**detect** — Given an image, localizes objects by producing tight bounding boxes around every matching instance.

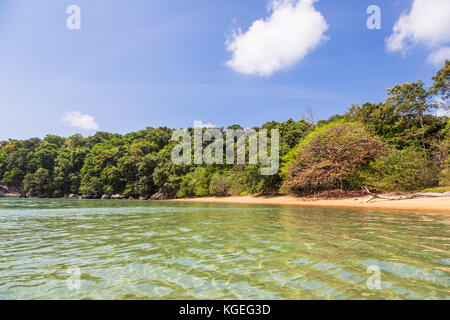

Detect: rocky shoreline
[0,193,169,200]
[0,185,176,201]
[0,184,24,198]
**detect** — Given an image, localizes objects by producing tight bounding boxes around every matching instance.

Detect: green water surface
[0,199,449,299]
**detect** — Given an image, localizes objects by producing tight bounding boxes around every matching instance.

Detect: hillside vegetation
[1,61,449,199]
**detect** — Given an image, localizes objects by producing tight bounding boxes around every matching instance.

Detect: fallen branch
[361,187,450,203]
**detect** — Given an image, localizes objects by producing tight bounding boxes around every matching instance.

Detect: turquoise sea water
[0,199,448,300]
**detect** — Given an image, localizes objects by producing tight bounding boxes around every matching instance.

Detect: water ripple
[0,199,449,300]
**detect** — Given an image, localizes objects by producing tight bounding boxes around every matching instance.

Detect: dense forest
[1,61,449,199]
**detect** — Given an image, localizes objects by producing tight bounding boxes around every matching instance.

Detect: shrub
[225,170,247,195]
[177,167,211,198]
[438,119,450,187]
[242,165,281,194]
[209,172,230,196]
[363,147,439,192]
[438,168,450,187]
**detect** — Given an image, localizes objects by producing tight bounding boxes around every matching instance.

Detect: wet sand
[171,195,450,213]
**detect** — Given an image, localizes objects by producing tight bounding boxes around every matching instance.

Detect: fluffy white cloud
[61,111,100,131]
[436,108,450,117]
[427,47,450,67]
[226,0,328,76]
[194,121,216,128]
[386,0,450,61]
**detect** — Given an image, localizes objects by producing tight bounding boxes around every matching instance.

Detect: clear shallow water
[0,199,449,300]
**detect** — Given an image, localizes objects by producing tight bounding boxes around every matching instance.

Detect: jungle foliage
[1,61,449,197]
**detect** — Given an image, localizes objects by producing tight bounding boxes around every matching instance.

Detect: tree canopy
[0,61,449,198]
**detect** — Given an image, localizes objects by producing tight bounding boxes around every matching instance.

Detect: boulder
[0,185,8,194]
[150,188,177,200]
[101,194,111,200]
[0,184,23,195]
[0,193,21,198]
[139,196,149,201]
[111,194,125,200]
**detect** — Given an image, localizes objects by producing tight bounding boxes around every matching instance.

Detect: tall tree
[385,80,434,148]
[282,121,384,193]
[430,59,449,106]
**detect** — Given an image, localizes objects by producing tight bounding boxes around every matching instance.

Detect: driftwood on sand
[361,187,450,203]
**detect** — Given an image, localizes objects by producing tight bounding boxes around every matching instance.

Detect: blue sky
[0,0,448,140]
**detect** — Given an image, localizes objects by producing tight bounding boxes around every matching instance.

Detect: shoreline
[2,193,448,214]
[170,195,450,213]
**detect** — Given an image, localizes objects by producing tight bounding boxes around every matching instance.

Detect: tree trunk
[419,113,426,149]
[362,187,450,203]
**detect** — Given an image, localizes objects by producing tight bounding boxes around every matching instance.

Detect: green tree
[209,172,231,196]
[79,176,103,196]
[430,59,449,104]
[24,168,54,197]
[282,121,384,193]
[363,147,439,192]
[385,80,437,149]
[178,167,212,197]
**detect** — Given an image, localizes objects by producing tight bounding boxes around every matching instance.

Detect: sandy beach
[171,194,450,213]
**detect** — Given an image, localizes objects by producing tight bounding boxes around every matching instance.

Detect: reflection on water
[0,199,449,300]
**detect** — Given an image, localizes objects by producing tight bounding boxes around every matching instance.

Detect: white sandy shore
[171,195,450,213]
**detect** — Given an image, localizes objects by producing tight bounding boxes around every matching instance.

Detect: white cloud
[194,121,216,128]
[61,111,100,131]
[386,0,450,61]
[427,47,450,67]
[225,0,328,76]
[436,108,450,117]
